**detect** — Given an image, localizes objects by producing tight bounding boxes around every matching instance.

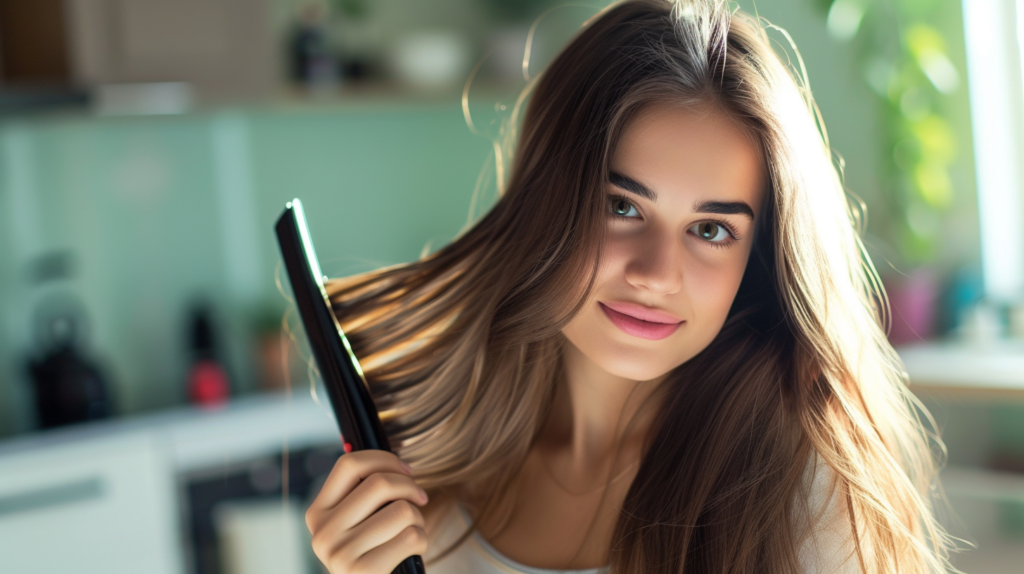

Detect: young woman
[304,0,956,572]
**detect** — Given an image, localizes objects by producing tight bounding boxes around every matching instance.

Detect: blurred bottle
[186,302,231,408]
[333,0,376,83]
[26,295,114,429]
[885,268,939,345]
[287,4,339,92]
[252,304,299,392]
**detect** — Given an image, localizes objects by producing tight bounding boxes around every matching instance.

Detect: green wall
[0,102,494,435]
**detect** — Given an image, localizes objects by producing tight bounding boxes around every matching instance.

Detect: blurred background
[0,0,1022,572]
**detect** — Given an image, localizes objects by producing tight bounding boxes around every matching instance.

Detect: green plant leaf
[895,0,941,19]
[905,24,959,92]
[911,114,956,164]
[913,162,953,208]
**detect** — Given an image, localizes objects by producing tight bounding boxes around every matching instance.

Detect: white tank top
[421,455,857,573]
[423,504,609,574]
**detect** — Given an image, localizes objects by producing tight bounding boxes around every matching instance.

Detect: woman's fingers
[304,449,430,574]
[314,498,427,565]
[338,524,429,574]
[306,450,414,531]
[331,471,429,533]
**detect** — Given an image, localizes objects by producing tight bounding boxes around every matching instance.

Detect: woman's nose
[623,233,684,295]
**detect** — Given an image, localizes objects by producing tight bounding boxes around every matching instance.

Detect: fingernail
[419,488,429,503]
[400,461,413,474]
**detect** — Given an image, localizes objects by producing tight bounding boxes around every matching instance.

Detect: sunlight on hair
[274,259,321,407]
[317,2,962,571]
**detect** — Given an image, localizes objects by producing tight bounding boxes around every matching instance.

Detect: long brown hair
[325,1,955,571]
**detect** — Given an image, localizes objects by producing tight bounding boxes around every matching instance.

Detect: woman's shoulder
[421,456,862,572]
[794,451,861,573]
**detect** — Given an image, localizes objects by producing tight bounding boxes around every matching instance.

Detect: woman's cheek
[686,256,746,328]
[594,239,634,288]
[602,232,637,264]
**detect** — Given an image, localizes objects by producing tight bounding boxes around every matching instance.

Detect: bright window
[962,0,1024,301]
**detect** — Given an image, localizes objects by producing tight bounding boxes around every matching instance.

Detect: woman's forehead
[610,103,766,215]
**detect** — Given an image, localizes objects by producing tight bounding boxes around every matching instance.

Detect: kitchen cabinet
[0,389,338,574]
[65,0,279,101]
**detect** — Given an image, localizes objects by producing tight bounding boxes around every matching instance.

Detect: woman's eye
[690,221,732,243]
[609,196,640,218]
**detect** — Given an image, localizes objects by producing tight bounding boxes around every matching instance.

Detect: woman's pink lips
[599,302,683,341]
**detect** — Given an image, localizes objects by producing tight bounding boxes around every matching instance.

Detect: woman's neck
[536,338,666,483]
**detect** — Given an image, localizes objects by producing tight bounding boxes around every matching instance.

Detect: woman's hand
[305,450,430,574]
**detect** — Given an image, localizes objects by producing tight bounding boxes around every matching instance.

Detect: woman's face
[561,102,766,382]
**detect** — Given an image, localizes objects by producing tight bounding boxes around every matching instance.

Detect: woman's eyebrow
[609,171,657,202]
[693,200,755,220]
[610,171,755,219]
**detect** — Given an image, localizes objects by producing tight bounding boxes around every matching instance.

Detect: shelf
[0,80,528,125]
[898,340,1024,397]
[942,465,1024,504]
[0,389,340,473]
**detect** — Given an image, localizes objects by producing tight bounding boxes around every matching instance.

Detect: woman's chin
[562,327,691,382]
[592,352,679,383]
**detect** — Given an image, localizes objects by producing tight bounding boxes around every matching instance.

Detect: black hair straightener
[275,199,426,574]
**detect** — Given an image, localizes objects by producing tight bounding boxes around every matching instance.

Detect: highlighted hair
[327,1,956,571]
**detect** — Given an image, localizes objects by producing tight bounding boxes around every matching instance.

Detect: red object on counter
[188,360,229,407]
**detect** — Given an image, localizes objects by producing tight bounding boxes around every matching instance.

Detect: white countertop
[898,340,1024,394]
[0,388,340,472]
